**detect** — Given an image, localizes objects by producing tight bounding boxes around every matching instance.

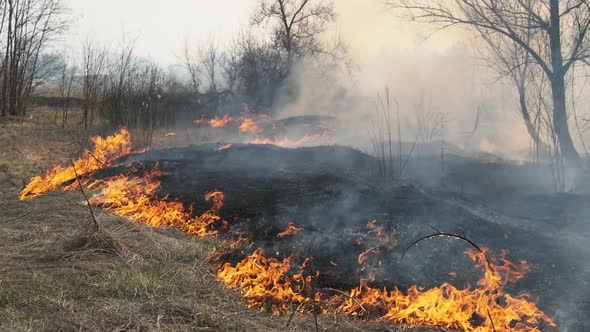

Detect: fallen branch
[402,226,498,330]
[401,226,494,272]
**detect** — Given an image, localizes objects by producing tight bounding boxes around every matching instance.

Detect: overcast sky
[61,0,466,65]
[63,0,255,64]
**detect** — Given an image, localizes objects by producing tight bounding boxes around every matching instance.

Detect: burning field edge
[11,128,557,332]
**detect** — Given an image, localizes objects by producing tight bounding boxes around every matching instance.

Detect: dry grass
[0,109,448,332]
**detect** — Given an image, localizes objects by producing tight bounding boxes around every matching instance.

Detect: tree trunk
[551,73,580,166]
[549,0,581,167]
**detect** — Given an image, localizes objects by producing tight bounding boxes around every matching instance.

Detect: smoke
[266,1,533,160]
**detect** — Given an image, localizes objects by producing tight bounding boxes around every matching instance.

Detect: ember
[217,143,232,151]
[277,221,303,238]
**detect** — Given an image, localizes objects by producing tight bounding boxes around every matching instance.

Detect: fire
[239,116,261,133]
[90,169,227,237]
[217,248,314,313]
[367,220,397,249]
[209,115,233,128]
[357,247,380,269]
[336,248,554,331]
[19,129,555,331]
[19,128,132,200]
[277,221,303,238]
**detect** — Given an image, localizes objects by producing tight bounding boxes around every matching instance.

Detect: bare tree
[0,0,69,117]
[183,39,202,93]
[478,24,548,154]
[81,38,107,129]
[252,0,337,67]
[391,0,590,166]
[57,51,76,127]
[201,41,220,94]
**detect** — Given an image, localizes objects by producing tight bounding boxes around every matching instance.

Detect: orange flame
[367,220,397,249]
[19,128,132,200]
[90,169,226,237]
[209,115,233,128]
[193,116,207,125]
[19,129,555,331]
[217,248,314,312]
[239,116,261,133]
[357,247,380,270]
[277,221,303,238]
[337,248,555,331]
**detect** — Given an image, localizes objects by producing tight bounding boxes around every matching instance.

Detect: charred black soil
[86,143,590,331]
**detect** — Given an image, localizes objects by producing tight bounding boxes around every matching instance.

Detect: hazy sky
[63,0,255,63]
[62,0,466,64]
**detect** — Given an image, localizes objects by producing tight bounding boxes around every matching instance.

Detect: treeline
[0,0,345,131]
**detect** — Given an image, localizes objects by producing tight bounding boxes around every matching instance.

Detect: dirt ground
[0,117,449,331]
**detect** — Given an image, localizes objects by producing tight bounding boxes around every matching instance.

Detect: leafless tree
[476,20,548,155]
[57,51,76,127]
[253,0,335,58]
[391,0,590,167]
[201,41,221,94]
[183,40,202,93]
[0,0,69,117]
[81,38,107,129]
[101,37,135,126]
[217,32,284,110]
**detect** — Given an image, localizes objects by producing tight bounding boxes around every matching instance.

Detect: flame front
[19,128,132,200]
[89,169,226,238]
[334,248,555,331]
[217,248,314,312]
[19,129,556,331]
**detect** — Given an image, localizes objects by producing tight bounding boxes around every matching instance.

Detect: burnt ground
[91,143,590,332]
[2,122,439,332]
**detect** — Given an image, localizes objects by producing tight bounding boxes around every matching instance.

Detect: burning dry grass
[0,191,430,332]
[13,129,555,331]
[0,118,444,332]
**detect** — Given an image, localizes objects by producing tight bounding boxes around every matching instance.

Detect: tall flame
[217,248,314,313]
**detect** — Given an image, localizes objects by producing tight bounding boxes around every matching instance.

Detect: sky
[62,0,466,65]
[63,0,255,64]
